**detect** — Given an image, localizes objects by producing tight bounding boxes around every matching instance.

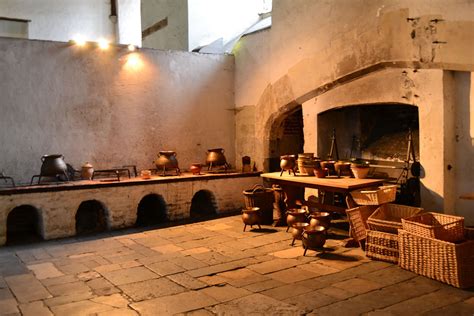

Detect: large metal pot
[286,208,308,231]
[206,148,227,166]
[280,155,296,176]
[302,226,326,255]
[290,222,309,245]
[40,154,67,177]
[155,151,179,170]
[309,211,331,230]
[242,207,261,231]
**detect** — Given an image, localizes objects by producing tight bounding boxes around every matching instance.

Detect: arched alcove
[267,105,304,172]
[6,205,43,245]
[190,190,218,218]
[75,200,109,235]
[136,194,167,227]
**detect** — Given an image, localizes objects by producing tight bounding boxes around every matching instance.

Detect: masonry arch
[136,194,168,226]
[6,205,43,245]
[75,200,109,235]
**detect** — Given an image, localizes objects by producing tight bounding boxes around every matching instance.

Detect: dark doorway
[268,107,304,171]
[190,190,218,218]
[75,200,108,235]
[136,194,167,227]
[6,205,42,245]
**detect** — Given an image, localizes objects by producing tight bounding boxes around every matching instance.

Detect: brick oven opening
[268,106,304,171]
[75,200,109,235]
[136,194,168,227]
[6,205,43,245]
[190,190,218,218]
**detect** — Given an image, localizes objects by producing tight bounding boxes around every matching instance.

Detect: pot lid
[82,162,93,168]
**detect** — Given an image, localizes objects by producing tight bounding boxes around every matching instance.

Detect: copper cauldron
[206,148,227,166]
[280,155,296,176]
[290,222,309,246]
[40,154,68,177]
[155,151,180,175]
[242,207,261,231]
[302,226,326,255]
[309,211,331,230]
[286,208,308,231]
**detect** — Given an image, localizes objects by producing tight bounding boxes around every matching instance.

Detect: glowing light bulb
[98,39,109,50]
[73,35,86,46]
[127,44,136,51]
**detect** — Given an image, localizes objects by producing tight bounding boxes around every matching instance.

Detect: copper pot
[40,154,67,177]
[189,163,202,175]
[320,160,336,175]
[155,151,179,169]
[242,207,261,231]
[286,208,308,231]
[280,155,296,176]
[290,222,309,245]
[302,226,326,254]
[309,211,331,230]
[206,148,227,166]
[334,161,351,176]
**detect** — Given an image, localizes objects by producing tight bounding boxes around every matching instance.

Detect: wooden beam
[142,17,168,39]
[0,16,31,23]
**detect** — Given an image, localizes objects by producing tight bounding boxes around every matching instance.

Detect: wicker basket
[401,212,465,243]
[398,229,474,288]
[346,205,377,242]
[367,203,423,234]
[350,185,397,205]
[243,184,274,225]
[365,230,399,264]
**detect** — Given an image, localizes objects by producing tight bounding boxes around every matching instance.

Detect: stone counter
[0,172,262,246]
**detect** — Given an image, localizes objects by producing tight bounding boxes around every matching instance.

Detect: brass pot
[302,226,326,252]
[242,207,261,231]
[155,151,179,170]
[334,161,351,176]
[309,211,331,230]
[40,154,67,177]
[290,222,309,245]
[286,208,308,230]
[320,160,336,175]
[206,148,227,166]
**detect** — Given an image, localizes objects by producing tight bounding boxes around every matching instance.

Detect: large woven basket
[398,229,474,289]
[401,212,465,243]
[346,205,377,242]
[243,184,274,225]
[367,203,423,234]
[350,185,397,205]
[365,230,399,264]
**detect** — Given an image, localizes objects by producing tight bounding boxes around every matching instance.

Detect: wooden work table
[261,172,385,213]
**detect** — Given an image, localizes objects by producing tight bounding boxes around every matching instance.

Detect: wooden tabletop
[261,172,384,192]
[460,192,474,200]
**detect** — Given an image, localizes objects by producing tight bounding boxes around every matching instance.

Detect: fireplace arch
[6,205,43,245]
[75,200,109,235]
[136,194,167,227]
[190,190,218,218]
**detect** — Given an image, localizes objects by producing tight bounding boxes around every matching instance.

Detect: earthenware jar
[206,148,227,166]
[81,162,94,180]
[190,163,202,175]
[351,163,370,179]
[315,168,327,178]
[155,151,179,170]
[40,154,67,177]
[309,211,331,230]
[302,226,327,250]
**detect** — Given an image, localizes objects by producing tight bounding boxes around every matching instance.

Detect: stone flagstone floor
[0,214,473,315]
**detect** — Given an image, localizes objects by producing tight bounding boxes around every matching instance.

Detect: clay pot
[334,161,351,177]
[280,155,296,175]
[320,160,336,175]
[315,168,328,178]
[190,163,202,175]
[242,207,261,231]
[40,154,67,177]
[286,208,308,230]
[81,162,94,180]
[351,165,370,179]
[206,148,227,166]
[290,222,309,245]
[302,226,327,253]
[155,151,179,170]
[309,211,331,230]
